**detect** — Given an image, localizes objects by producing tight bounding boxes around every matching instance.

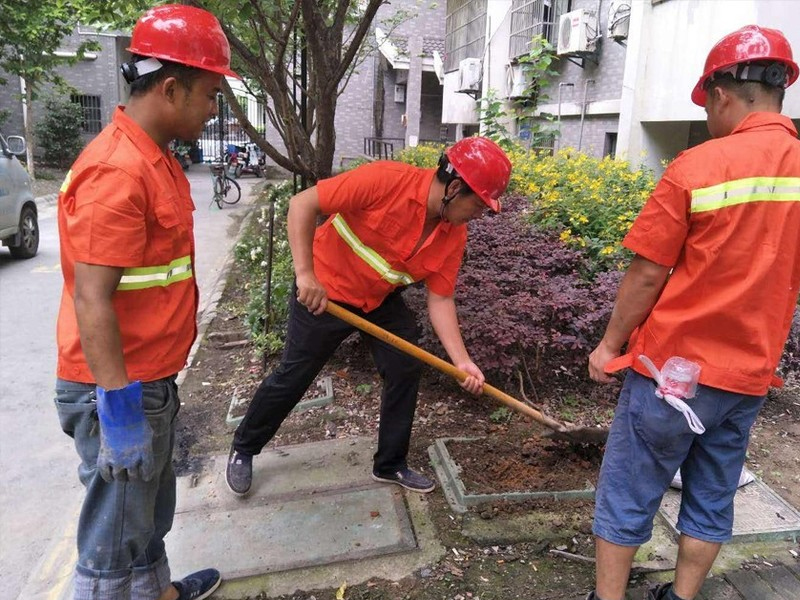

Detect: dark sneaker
[173,568,221,600]
[226,447,252,496]
[646,583,677,600]
[372,467,435,493]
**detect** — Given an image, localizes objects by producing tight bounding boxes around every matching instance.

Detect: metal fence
[364,137,406,160]
[194,93,266,163]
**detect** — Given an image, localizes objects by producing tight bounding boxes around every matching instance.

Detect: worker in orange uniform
[54,5,239,599]
[226,138,512,496]
[586,26,800,600]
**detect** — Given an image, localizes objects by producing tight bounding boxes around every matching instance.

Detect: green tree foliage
[89,0,424,183]
[478,36,560,151]
[35,96,85,169]
[0,0,99,178]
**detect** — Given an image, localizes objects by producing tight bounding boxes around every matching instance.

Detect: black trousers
[233,286,423,474]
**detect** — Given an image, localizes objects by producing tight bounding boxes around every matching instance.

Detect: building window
[445,0,487,73]
[70,94,102,134]
[604,132,618,159]
[509,0,571,59]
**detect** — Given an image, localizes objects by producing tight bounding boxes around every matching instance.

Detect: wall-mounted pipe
[556,82,575,151]
[578,79,595,151]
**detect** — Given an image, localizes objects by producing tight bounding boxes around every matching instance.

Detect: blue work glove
[96,381,155,482]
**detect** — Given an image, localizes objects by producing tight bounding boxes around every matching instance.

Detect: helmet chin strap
[439,177,460,223]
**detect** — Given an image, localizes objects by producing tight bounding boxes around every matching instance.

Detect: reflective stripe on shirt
[330,214,415,286]
[117,255,193,291]
[691,177,800,213]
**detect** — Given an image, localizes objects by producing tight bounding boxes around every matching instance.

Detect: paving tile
[659,473,800,543]
[725,569,784,600]
[764,565,800,599]
[697,576,743,600]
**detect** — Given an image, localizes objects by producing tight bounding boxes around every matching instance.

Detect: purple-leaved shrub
[405,195,621,390]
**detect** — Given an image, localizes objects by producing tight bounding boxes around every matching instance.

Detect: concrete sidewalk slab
[659,473,800,543]
[175,437,378,513]
[168,487,416,579]
[165,437,446,598]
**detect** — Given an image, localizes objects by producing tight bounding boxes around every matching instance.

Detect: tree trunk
[23,79,35,180]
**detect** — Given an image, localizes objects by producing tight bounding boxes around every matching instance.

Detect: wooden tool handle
[325,301,567,433]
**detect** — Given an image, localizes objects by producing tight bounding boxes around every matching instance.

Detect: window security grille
[70,94,102,134]
[444,0,487,73]
[509,0,570,59]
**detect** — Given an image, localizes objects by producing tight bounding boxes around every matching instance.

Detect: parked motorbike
[225,143,265,178]
[170,141,192,170]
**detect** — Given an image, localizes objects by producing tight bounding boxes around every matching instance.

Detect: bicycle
[208,161,241,209]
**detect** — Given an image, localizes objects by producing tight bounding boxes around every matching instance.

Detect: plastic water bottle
[660,356,701,399]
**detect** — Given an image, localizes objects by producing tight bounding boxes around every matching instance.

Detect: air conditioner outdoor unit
[505,63,529,99]
[607,0,631,41]
[557,8,597,55]
[458,57,482,93]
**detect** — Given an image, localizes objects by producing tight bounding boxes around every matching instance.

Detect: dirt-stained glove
[96,381,155,482]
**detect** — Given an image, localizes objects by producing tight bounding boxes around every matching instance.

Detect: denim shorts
[593,370,764,546]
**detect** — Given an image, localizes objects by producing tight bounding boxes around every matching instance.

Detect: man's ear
[160,76,179,103]
[446,178,463,198]
[709,84,732,109]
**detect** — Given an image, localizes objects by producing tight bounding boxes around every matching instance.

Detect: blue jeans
[55,377,180,600]
[593,371,765,546]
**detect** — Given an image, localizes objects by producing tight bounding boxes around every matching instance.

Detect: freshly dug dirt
[446,435,602,495]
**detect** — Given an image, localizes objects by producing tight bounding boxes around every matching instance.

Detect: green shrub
[234,181,295,355]
[35,96,84,169]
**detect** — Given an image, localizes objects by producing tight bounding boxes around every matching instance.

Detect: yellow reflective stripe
[60,170,72,193]
[331,214,415,286]
[691,177,800,213]
[117,256,193,291]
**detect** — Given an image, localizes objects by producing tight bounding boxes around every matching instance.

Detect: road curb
[176,195,259,387]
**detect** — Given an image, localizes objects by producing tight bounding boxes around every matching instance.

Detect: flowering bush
[507,148,656,269]
[397,143,445,168]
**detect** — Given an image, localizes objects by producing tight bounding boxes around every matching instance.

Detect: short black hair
[706,70,785,109]
[435,154,474,196]
[128,55,205,97]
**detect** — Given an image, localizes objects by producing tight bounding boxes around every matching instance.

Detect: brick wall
[0,28,128,151]
[0,68,25,137]
[539,0,627,158]
[334,0,446,166]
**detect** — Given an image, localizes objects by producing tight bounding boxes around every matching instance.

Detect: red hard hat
[445,137,511,212]
[127,4,240,79]
[692,25,797,106]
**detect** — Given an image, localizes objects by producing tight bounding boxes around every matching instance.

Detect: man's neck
[124,98,172,152]
[426,178,445,222]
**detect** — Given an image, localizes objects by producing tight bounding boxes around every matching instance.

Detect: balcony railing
[364,137,406,160]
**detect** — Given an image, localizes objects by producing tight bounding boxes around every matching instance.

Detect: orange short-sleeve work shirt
[57,107,198,384]
[313,161,467,312]
[623,113,800,395]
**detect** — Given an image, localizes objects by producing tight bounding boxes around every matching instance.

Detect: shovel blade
[543,426,609,445]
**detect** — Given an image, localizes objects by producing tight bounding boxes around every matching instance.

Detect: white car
[0,133,38,259]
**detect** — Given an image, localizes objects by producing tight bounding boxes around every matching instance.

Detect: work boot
[372,467,435,493]
[225,447,252,496]
[173,568,221,600]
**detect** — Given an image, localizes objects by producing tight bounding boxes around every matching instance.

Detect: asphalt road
[0,165,261,599]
